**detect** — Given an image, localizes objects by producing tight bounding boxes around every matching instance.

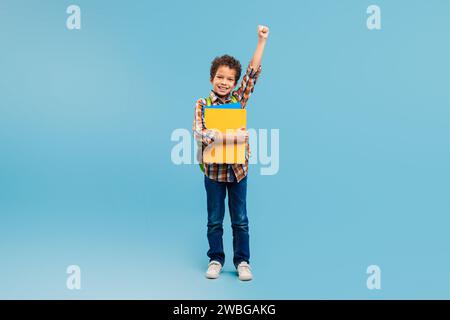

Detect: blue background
[1,0,449,299]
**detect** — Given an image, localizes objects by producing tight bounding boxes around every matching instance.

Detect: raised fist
[258,25,269,40]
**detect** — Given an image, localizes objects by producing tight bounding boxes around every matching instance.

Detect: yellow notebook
[203,103,246,164]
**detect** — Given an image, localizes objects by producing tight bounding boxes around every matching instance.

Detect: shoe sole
[238,276,253,281]
[206,273,220,279]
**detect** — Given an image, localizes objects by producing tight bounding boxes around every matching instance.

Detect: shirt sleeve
[233,63,262,108]
[192,98,217,146]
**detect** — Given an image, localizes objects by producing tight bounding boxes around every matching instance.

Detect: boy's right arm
[192,98,218,146]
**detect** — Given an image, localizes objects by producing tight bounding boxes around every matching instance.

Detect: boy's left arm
[234,25,269,108]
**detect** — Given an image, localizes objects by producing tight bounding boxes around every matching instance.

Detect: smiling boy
[192,25,269,281]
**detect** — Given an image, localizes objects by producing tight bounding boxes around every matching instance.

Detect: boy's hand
[212,128,248,142]
[237,127,249,138]
[258,25,269,40]
[211,129,222,141]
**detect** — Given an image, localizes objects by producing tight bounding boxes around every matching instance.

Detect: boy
[192,25,269,281]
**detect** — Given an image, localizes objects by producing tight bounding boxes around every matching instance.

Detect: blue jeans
[204,173,249,268]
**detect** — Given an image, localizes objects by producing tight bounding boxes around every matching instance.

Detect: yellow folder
[203,105,246,164]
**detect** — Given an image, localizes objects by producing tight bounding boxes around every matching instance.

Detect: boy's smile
[210,65,237,98]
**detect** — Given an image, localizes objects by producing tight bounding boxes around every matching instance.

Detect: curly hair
[210,55,242,83]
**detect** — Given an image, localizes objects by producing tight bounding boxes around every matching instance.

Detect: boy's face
[210,65,237,98]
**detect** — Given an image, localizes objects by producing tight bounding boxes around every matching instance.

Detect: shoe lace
[238,263,251,273]
[209,262,221,271]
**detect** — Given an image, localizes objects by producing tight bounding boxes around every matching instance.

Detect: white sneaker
[205,261,222,279]
[237,261,253,281]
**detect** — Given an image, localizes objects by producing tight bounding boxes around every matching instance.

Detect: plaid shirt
[193,63,262,183]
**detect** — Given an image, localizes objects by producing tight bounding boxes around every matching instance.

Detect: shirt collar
[210,90,233,104]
